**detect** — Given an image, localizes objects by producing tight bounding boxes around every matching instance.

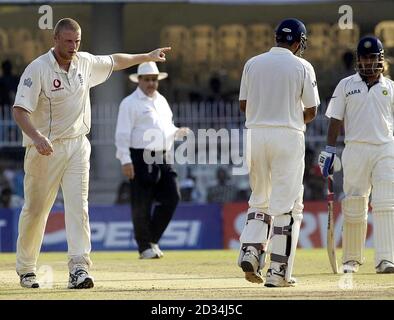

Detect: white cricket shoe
[240,246,264,284]
[68,267,94,289]
[150,243,164,258]
[376,260,394,274]
[343,260,360,273]
[139,248,159,259]
[20,273,39,288]
[264,266,296,288]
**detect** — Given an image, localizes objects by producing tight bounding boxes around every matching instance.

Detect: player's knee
[372,180,394,212]
[342,196,368,222]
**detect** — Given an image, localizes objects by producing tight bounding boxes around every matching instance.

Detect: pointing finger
[159,47,171,53]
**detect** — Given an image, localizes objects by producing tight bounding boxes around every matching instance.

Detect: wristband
[325,145,336,154]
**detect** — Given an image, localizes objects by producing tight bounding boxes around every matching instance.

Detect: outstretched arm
[112,47,171,71]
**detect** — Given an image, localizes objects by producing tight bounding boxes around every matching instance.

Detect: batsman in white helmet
[319,36,394,274]
[238,18,320,287]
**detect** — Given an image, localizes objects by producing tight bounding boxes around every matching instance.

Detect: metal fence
[1,101,341,148]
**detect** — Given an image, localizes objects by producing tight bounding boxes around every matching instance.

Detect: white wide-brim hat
[129,61,168,83]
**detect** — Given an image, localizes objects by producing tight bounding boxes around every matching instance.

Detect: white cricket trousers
[16,135,92,275]
[342,141,394,265]
[246,127,305,216]
[342,141,394,196]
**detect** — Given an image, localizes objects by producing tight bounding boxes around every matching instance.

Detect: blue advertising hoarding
[0,203,223,252]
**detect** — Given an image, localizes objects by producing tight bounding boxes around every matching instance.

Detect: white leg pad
[372,181,394,266]
[238,211,272,268]
[239,212,272,247]
[342,196,368,264]
[270,208,303,282]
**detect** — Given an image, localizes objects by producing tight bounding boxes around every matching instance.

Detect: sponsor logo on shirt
[51,79,64,92]
[312,80,317,87]
[23,78,32,88]
[78,73,84,86]
[383,89,388,96]
[346,89,361,97]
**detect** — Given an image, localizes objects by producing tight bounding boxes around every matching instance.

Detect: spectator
[0,187,24,208]
[0,165,10,191]
[179,169,202,202]
[236,179,251,202]
[207,167,238,203]
[341,51,355,77]
[206,74,223,103]
[179,177,195,202]
[0,60,19,106]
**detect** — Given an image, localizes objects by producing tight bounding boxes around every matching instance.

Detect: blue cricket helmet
[356,36,384,76]
[275,18,307,56]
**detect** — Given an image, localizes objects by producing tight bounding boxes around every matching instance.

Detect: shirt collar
[136,86,157,100]
[48,48,78,73]
[354,72,385,84]
[269,47,294,55]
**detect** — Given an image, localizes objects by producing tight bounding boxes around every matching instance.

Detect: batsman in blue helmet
[320,35,394,274]
[238,18,320,287]
[274,18,308,57]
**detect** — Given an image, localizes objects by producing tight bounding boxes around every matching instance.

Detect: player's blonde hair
[54,18,81,36]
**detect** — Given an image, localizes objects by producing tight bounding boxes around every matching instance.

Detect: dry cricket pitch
[0,249,393,300]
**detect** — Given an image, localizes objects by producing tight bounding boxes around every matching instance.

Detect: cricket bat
[327,175,339,274]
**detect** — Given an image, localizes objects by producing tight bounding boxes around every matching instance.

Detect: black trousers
[129,148,180,253]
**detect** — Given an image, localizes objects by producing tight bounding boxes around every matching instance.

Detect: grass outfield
[0,248,393,300]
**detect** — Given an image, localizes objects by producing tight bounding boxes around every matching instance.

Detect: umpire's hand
[122,163,135,180]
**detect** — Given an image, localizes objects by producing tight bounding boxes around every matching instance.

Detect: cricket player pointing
[238,18,320,287]
[13,18,171,289]
[319,36,394,274]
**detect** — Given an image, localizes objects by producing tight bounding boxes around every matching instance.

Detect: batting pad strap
[247,212,272,224]
[270,253,289,264]
[273,226,292,236]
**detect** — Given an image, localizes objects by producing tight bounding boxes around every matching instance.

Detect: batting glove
[318,146,336,178]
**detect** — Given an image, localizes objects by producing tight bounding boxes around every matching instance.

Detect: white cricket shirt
[326,73,394,144]
[115,87,178,165]
[239,47,320,131]
[13,49,113,146]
